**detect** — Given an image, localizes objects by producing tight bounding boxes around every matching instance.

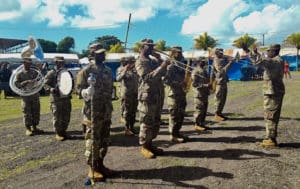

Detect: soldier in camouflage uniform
[211,48,234,121]
[247,44,285,147]
[116,56,139,136]
[117,57,127,124]
[44,56,72,141]
[80,43,103,135]
[192,57,211,131]
[135,38,169,159]
[164,46,187,143]
[14,58,44,136]
[76,44,115,181]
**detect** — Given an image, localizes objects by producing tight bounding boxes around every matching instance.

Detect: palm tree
[108,42,125,53]
[130,41,142,53]
[154,40,168,51]
[232,34,257,52]
[286,32,300,71]
[193,32,217,51]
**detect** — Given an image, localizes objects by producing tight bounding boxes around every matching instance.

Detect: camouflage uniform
[164,55,186,138]
[44,61,72,138]
[76,56,113,168]
[192,61,210,127]
[249,45,285,142]
[14,65,40,130]
[212,49,234,117]
[116,57,139,132]
[135,56,166,146]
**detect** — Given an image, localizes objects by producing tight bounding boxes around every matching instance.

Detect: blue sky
[0,0,299,52]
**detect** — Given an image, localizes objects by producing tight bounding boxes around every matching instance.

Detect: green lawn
[0,82,121,122]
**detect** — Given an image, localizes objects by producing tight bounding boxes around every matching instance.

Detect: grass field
[0,72,299,189]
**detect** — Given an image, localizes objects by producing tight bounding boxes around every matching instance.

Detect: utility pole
[262,33,265,46]
[124,13,132,51]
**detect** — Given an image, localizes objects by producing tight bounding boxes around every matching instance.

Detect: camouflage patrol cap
[53,56,65,63]
[170,46,183,52]
[194,57,207,63]
[89,43,105,54]
[127,56,135,63]
[22,57,32,64]
[215,48,224,53]
[266,44,281,51]
[140,38,154,46]
[120,57,127,64]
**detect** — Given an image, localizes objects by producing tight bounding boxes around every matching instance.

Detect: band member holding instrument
[246,44,285,147]
[116,56,139,136]
[44,56,72,141]
[164,46,188,143]
[211,48,234,121]
[76,43,115,181]
[135,38,170,159]
[14,58,44,136]
[117,57,127,124]
[192,57,211,131]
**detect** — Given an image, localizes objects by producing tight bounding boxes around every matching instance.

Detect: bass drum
[57,69,74,97]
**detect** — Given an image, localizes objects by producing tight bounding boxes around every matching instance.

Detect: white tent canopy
[0,53,79,64]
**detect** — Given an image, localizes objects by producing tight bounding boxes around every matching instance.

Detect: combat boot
[88,166,104,182]
[125,129,135,136]
[195,125,207,132]
[32,126,44,134]
[170,135,185,143]
[214,114,225,121]
[55,134,65,141]
[25,129,33,136]
[141,145,155,159]
[129,124,138,135]
[260,138,277,147]
[151,145,164,155]
[98,160,117,177]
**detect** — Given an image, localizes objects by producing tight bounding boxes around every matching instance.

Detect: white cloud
[0,0,202,28]
[181,0,249,36]
[181,0,300,47]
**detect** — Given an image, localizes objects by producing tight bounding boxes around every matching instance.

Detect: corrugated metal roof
[0,38,27,49]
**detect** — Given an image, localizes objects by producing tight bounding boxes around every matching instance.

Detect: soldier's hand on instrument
[20,80,34,87]
[160,60,170,68]
[152,51,162,60]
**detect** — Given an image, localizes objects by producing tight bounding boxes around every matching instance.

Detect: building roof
[0,38,27,50]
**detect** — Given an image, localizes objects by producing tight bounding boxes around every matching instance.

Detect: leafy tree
[57,36,75,53]
[286,32,300,71]
[108,42,125,53]
[92,35,121,50]
[78,49,89,59]
[131,41,142,53]
[37,39,57,53]
[194,32,217,51]
[232,33,256,51]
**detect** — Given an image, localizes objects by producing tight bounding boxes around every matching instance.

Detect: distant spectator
[0,62,12,99]
[283,60,292,79]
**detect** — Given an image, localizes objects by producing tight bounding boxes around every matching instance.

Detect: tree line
[38,32,300,70]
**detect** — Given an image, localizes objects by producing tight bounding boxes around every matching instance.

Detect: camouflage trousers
[21,96,40,128]
[214,84,227,115]
[263,94,284,139]
[123,95,138,128]
[167,95,186,136]
[194,96,208,126]
[138,100,161,145]
[84,101,112,166]
[50,98,71,136]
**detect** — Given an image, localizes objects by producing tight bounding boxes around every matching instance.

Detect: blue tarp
[281,55,299,71]
[208,58,251,81]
